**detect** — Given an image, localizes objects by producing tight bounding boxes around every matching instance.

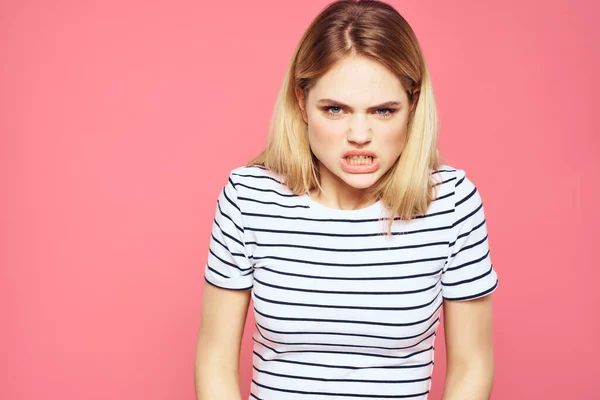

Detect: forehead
[309,56,407,104]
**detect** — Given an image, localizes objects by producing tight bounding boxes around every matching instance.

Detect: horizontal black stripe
[254,338,434,362]
[447,218,485,248]
[255,317,440,341]
[253,348,434,371]
[241,207,453,223]
[246,238,450,253]
[251,254,447,268]
[433,190,453,201]
[232,172,283,184]
[252,364,431,384]
[251,378,430,398]
[442,264,494,287]
[443,279,498,301]
[246,224,451,238]
[446,249,490,272]
[208,248,251,272]
[450,229,488,256]
[253,301,442,328]
[436,176,456,185]
[233,181,298,197]
[253,289,442,311]
[254,276,439,296]
[256,324,437,352]
[255,338,434,361]
[257,265,442,280]
[239,195,310,209]
[206,261,252,277]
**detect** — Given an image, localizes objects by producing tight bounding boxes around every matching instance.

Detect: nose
[346,115,372,144]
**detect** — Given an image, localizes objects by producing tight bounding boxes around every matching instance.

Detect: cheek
[376,125,408,164]
[308,117,345,150]
[381,121,408,148]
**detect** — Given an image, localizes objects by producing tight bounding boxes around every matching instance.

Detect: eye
[375,108,397,118]
[322,105,344,118]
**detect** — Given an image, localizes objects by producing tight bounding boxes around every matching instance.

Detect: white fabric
[205,164,499,400]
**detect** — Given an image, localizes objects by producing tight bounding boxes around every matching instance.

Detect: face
[296,56,416,198]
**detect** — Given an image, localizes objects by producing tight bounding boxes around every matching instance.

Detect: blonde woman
[195,1,499,399]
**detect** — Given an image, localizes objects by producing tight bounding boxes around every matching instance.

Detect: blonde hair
[248,0,444,235]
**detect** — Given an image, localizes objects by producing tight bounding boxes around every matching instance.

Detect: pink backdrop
[2,0,598,399]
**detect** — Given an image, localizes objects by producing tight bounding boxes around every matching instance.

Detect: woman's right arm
[194,282,251,400]
[196,172,254,399]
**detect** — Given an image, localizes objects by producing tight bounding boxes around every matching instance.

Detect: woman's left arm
[441,294,495,400]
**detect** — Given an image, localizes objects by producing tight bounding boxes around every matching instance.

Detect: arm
[194,282,251,400]
[195,172,254,399]
[441,294,495,400]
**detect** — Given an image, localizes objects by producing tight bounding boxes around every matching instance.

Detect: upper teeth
[347,155,373,164]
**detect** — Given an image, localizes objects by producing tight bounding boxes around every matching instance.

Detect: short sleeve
[204,174,254,290]
[441,169,499,301]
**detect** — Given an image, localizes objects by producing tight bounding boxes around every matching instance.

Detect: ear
[295,87,308,124]
[410,89,420,114]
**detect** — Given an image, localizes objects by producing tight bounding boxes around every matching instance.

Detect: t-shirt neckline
[301,193,383,218]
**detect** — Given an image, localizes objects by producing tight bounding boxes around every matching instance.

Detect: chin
[340,173,380,190]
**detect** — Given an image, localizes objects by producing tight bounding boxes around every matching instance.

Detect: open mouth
[345,155,374,165]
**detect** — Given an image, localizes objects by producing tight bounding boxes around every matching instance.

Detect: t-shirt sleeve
[441,169,499,301]
[204,174,254,290]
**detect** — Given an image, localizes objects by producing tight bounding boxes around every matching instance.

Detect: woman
[195,1,499,399]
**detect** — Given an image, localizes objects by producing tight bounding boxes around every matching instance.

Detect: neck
[309,189,378,210]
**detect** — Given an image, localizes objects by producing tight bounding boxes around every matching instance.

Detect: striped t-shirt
[204,164,499,400]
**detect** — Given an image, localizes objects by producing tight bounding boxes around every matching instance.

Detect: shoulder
[222,165,296,205]
[226,165,285,189]
[440,165,489,228]
[431,164,486,221]
[433,164,478,195]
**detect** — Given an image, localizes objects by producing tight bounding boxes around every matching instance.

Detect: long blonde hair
[248,0,444,235]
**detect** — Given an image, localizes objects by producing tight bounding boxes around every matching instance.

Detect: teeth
[346,155,373,165]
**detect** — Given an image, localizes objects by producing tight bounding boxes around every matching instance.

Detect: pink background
[2,0,598,399]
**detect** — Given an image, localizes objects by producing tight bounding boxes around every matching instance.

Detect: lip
[340,150,380,174]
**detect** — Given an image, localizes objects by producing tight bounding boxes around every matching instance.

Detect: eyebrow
[316,99,402,110]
